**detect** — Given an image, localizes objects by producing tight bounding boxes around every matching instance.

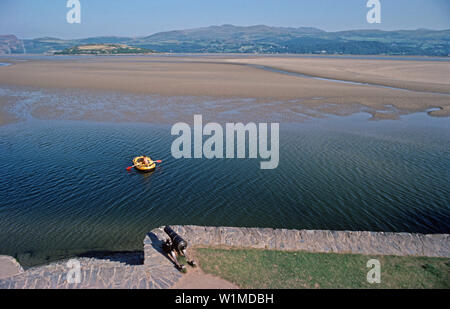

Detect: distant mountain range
[1,25,449,56]
[0,35,26,54]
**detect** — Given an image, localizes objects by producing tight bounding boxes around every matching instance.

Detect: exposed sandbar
[0,56,448,125]
[227,57,450,94]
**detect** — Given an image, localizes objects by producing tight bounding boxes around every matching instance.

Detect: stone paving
[0,255,24,279]
[1,226,449,289]
[151,226,449,258]
[0,231,183,289]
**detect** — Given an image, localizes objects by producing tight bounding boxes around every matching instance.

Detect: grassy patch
[193,247,450,289]
[176,255,188,273]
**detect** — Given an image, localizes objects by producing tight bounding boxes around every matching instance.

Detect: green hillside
[2,25,448,56]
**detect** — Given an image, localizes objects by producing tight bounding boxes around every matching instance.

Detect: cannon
[162,226,196,271]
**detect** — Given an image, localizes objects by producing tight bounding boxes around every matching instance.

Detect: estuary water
[0,111,449,267]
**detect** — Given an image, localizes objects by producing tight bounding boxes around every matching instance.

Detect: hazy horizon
[1,0,449,39]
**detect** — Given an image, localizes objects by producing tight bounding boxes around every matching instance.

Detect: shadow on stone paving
[146,232,178,268]
[77,250,144,266]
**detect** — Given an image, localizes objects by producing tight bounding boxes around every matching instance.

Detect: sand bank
[227,57,450,94]
[0,56,448,126]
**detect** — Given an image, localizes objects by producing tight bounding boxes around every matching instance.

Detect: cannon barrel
[164,226,188,252]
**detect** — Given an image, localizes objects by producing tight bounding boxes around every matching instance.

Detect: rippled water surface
[1,112,449,267]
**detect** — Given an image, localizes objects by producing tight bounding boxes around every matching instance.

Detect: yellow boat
[132,156,156,172]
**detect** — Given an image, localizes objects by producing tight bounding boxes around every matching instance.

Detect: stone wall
[144,226,450,263]
[1,226,448,288]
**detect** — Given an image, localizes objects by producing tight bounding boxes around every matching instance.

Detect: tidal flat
[0,55,449,126]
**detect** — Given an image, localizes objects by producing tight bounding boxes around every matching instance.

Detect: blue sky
[1,0,449,39]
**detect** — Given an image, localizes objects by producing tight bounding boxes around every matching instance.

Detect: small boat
[132,156,156,172]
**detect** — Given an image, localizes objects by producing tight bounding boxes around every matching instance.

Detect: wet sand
[0,55,448,125]
[0,96,17,126]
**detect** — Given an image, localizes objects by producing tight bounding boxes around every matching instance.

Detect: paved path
[0,232,183,289]
[0,256,23,279]
[171,268,239,289]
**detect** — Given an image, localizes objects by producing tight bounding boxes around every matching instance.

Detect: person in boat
[142,155,151,166]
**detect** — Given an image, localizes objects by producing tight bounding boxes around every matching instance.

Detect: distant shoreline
[2,26,449,56]
[53,43,156,56]
[1,53,449,61]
